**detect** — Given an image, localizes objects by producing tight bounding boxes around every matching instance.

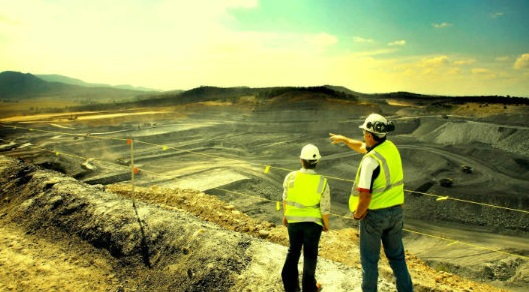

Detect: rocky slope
[0,155,508,291]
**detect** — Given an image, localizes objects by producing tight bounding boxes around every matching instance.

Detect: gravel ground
[1,97,528,291]
[0,155,511,291]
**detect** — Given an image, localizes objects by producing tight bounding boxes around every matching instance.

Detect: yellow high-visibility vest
[285,171,327,226]
[349,140,404,212]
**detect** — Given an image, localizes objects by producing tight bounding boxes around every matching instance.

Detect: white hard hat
[300,144,321,161]
[359,113,391,135]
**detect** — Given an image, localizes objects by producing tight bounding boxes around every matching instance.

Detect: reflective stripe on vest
[349,140,404,211]
[370,151,404,194]
[285,171,326,225]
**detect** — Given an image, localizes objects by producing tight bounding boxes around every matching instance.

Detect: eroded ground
[0,155,513,291]
[1,100,529,291]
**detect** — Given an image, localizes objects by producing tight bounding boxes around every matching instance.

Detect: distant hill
[376,91,529,105]
[2,71,527,109]
[0,71,61,99]
[115,85,361,109]
[36,74,107,88]
[62,82,529,114]
[0,71,154,102]
[37,74,158,92]
[322,85,365,97]
[134,85,529,108]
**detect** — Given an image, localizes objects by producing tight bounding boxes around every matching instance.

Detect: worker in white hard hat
[329,114,413,292]
[281,144,330,292]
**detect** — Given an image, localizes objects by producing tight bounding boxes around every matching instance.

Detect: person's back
[359,139,404,210]
[281,144,330,292]
[284,171,326,225]
[330,114,413,291]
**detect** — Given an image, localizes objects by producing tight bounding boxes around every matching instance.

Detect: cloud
[388,40,406,46]
[514,53,529,70]
[453,58,476,66]
[432,22,452,28]
[491,12,504,19]
[306,32,339,47]
[230,0,259,8]
[447,67,462,75]
[353,36,374,43]
[350,48,396,58]
[471,68,498,80]
[471,68,493,75]
[0,14,15,25]
[3,0,527,97]
[419,55,450,67]
[495,56,511,62]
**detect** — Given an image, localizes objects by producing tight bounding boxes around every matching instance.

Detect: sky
[1,0,529,97]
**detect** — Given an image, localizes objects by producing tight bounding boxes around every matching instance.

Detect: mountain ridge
[0,71,155,101]
[1,71,528,106]
[37,74,158,92]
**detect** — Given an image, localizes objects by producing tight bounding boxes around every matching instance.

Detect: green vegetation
[1,71,527,115]
[382,91,529,105]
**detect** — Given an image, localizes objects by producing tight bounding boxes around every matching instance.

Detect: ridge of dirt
[2,100,529,291]
[0,155,510,292]
[0,222,119,291]
[106,184,504,292]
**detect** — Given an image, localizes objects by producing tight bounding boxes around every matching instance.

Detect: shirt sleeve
[357,156,379,193]
[282,171,295,201]
[319,182,331,215]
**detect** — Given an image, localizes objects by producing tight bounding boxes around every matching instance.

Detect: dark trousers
[281,222,323,292]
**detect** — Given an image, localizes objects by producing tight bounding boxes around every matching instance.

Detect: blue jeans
[359,206,413,292]
[282,222,322,292]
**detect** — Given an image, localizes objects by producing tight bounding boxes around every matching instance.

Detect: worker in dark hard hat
[281,144,331,292]
[329,114,413,292]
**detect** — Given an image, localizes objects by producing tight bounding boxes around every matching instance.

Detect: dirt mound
[0,155,509,291]
[0,157,252,291]
[417,118,529,157]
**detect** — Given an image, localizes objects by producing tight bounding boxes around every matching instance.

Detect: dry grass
[0,99,81,119]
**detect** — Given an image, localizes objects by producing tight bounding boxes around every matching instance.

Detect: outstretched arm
[329,133,367,154]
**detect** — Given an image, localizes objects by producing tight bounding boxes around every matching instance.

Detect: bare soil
[1,97,528,291]
[0,155,508,292]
